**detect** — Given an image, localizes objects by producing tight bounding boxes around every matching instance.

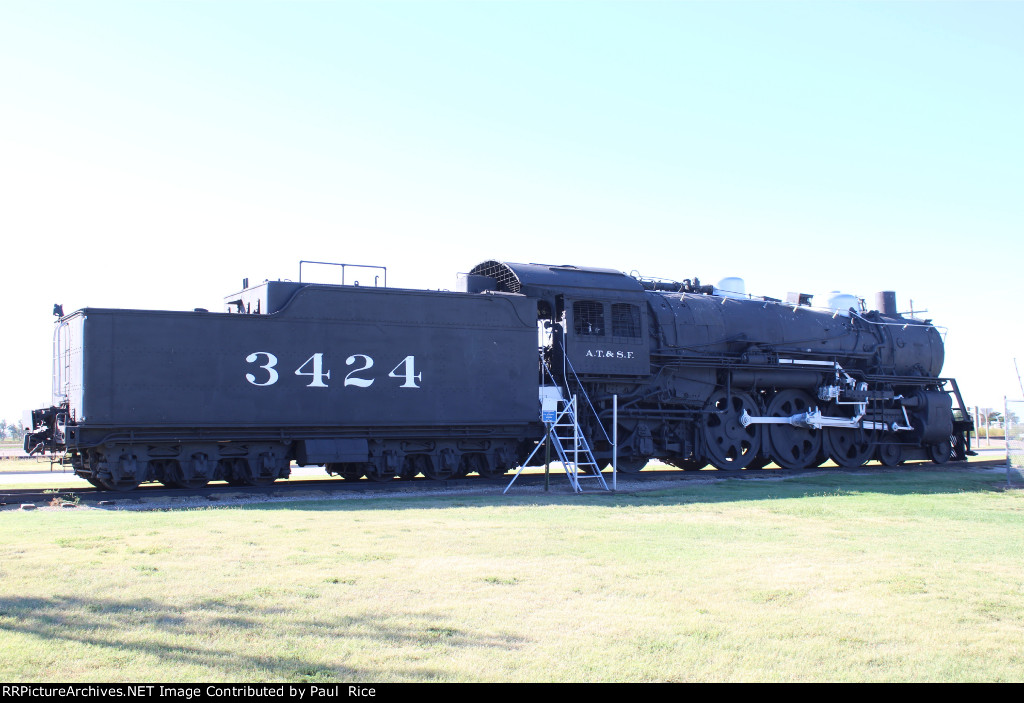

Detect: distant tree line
[0,420,26,442]
[978,409,1020,428]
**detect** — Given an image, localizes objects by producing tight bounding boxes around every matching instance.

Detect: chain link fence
[1006,399,1024,487]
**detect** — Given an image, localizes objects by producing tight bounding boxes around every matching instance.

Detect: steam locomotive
[25,260,973,490]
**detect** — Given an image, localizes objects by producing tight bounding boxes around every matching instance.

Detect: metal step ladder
[505,391,610,494]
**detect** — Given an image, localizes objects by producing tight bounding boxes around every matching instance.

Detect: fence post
[1008,397,1023,488]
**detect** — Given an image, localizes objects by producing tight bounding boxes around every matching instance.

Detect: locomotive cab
[466,260,652,381]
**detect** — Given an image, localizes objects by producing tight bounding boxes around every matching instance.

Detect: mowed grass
[1,470,1022,682]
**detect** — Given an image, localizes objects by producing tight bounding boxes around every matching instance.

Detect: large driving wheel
[701,390,761,470]
[766,390,822,470]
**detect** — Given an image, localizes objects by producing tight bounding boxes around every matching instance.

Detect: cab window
[573,301,605,336]
[611,303,641,338]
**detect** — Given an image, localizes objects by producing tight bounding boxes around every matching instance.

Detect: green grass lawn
[1,469,1022,682]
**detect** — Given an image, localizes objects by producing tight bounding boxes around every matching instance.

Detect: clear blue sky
[2,1,1022,423]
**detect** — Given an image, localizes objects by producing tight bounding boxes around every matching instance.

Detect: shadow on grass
[249,466,1013,513]
[0,594,521,682]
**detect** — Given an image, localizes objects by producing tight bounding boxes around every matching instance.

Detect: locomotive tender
[25,260,973,490]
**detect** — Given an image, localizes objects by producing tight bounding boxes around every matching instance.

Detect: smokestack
[875,291,897,316]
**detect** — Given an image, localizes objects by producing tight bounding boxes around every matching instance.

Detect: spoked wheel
[928,437,953,465]
[766,389,822,470]
[876,440,904,467]
[701,390,761,470]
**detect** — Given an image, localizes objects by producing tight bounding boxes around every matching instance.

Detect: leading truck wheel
[701,390,761,470]
[823,428,874,468]
[876,441,904,467]
[929,437,953,465]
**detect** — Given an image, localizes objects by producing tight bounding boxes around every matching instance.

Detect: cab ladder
[505,393,609,494]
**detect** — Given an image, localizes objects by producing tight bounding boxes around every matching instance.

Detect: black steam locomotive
[25,260,973,490]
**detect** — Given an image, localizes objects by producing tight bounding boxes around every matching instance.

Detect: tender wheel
[98,476,141,491]
[365,461,398,482]
[326,462,366,480]
[160,459,210,489]
[766,389,822,470]
[476,464,508,478]
[223,458,275,486]
[701,390,761,470]
[465,453,505,479]
[876,441,904,467]
[615,456,648,473]
[421,454,459,481]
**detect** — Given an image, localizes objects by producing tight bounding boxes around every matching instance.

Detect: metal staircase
[504,388,610,494]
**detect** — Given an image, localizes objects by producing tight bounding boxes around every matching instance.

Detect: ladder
[505,392,610,494]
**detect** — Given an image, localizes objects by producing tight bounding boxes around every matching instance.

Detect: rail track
[1,458,1007,510]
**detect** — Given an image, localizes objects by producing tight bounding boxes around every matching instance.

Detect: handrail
[548,342,612,444]
[298,260,387,287]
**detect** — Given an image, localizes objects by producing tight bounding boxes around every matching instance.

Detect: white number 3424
[245,352,421,389]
